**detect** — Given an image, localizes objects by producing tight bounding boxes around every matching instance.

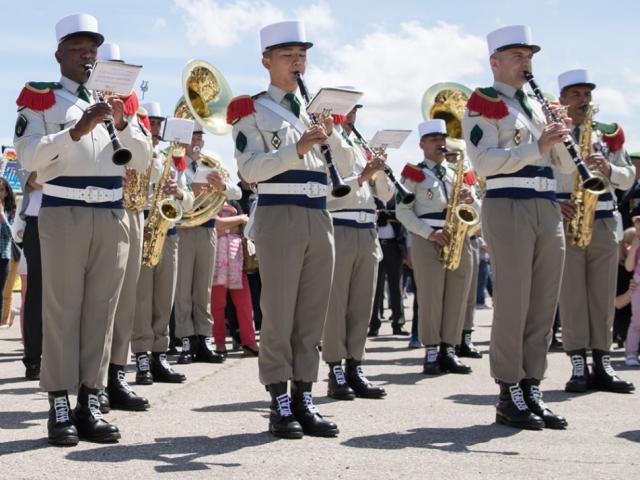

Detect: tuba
[175,59,233,228]
[567,104,610,248]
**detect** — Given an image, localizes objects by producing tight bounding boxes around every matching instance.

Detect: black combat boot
[291,381,339,437]
[151,352,186,383]
[520,378,568,429]
[327,362,355,400]
[73,385,121,443]
[47,391,79,446]
[495,381,544,430]
[591,349,635,393]
[107,364,150,411]
[345,359,386,399]
[177,336,197,364]
[194,335,225,363]
[439,343,472,374]
[565,349,589,393]
[135,352,153,385]
[267,382,303,439]
[423,346,441,375]
[457,330,482,358]
[97,388,110,414]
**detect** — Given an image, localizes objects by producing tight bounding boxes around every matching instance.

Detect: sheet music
[193,166,217,184]
[307,87,363,116]
[369,129,412,149]
[85,60,142,95]
[162,118,195,144]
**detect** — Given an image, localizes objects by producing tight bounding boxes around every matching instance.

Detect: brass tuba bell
[175,59,234,228]
[422,82,472,151]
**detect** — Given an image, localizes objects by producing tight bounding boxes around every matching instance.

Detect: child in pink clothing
[623,218,640,366]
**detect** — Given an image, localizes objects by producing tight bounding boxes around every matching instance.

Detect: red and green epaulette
[401,163,426,183]
[463,169,476,186]
[466,87,508,120]
[121,90,140,117]
[594,121,625,152]
[137,105,151,132]
[332,114,347,125]
[226,95,256,125]
[16,81,62,111]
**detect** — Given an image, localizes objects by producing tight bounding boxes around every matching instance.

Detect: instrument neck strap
[254,97,307,135]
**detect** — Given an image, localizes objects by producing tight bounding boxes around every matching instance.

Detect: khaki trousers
[109,209,143,365]
[411,233,473,346]
[175,227,215,338]
[464,236,480,331]
[482,198,565,383]
[132,233,179,353]
[39,207,129,392]
[322,226,380,363]
[559,217,617,352]
[254,205,334,385]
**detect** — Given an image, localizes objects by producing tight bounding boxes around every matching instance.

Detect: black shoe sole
[301,428,339,437]
[77,432,122,443]
[269,427,304,439]
[543,420,568,429]
[591,385,635,394]
[152,376,186,384]
[353,392,387,399]
[48,434,79,446]
[327,391,356,401]
[135,378,154,386]
[109,402,150,412]
[422,368,442,375]
[565,384,588,393]
[495,413,544,430]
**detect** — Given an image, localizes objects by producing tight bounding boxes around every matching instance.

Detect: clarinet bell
[112,145,132,166]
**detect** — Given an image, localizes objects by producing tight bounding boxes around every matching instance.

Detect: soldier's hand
[549,102,572,128]
[296,125,328,157]
[70,103,113,140]
[162,178,182,199]
[428,229,450,247]
[318,114,334,137]
[106,97,126,130]
[585,154,611,178]
[359,158,386,184]
[206,171,226,191]
[538,122,570,155]
[559,200,577,221]
[457,188,473,204]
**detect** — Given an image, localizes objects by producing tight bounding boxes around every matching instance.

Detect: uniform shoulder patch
[469,124,483,147]
[14,114,28,138]
[235,131,248,153]
[16,81,61,111]
[597,122,625,152]
[466,87,508,120]
[400,164,426,183]
[227,95,256,125]
[121,90,140,117]
[332,114,347,125]
[463,170,476,186]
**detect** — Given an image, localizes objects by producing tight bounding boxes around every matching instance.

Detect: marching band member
[462,25,572,430]
[14,14,151,445]
[230,20,355,438]
[131,101,194,385]
[96,42,152,413]
[175,129,241,364]
[554,69,635,394]
[396,120,477,377]
[322,106,393,401]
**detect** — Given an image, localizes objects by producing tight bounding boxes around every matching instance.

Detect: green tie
[515,89,533,119]
[284,93,301,118]
[573,126,581,142]
[434,164,446,180]
[77,84,91,103]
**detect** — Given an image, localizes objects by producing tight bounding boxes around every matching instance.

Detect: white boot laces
[117,370,134,393]
[137,354,150,372]
[275,393,292,417]
[332,365,347,385]
[571,355,585,377]
[509,385,528,411]
[54,397,70,423]
[87,393,104,420]
[302,391,319,415]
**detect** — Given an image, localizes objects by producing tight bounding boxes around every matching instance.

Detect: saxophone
[440,155,480,271]
[567,105,610,248]
[141,145,184,268]
[122,166,151,211]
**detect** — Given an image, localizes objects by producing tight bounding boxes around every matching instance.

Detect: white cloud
[153,17,168,30]
[593,87,633,118]
[174,0,335,49]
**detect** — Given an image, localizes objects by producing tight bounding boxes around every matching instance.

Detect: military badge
[271,131,281,149]
[513,129,521,145]
[426,189,433,200]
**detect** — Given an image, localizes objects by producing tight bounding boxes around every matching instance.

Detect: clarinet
[295,74,351,198]
[348,124,415,204]
[523,71,605,192]
[83,65,132,166]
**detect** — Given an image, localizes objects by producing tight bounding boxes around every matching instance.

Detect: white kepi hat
[418,119,448,138]
[259,20,313,53]
[98,42,122,62]
[558,69,596,93]
[142,101,164,119]
[486,25,540,56]
[55,13,104,46]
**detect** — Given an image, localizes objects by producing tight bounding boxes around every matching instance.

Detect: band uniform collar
[60,75,83,96]
[493,80,517,99]
[424,158,442,170]
[267,83,303,107]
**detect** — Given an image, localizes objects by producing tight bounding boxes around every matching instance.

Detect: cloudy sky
[2,0,639,175]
